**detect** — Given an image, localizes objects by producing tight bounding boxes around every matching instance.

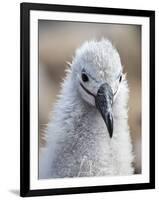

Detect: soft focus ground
[39,21,141,174]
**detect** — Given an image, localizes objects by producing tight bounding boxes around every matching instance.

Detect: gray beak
[95,83,114,138]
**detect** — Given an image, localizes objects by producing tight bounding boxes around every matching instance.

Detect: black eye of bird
[82,73,89,82]
[119,75,122,82]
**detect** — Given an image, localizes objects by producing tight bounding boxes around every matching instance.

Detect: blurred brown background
[39,20,141,174]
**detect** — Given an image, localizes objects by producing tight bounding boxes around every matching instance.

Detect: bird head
[71,39,123,138]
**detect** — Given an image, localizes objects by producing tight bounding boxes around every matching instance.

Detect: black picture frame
[20,2,155,197]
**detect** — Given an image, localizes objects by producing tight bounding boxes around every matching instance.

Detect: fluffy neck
[41,74,133,178]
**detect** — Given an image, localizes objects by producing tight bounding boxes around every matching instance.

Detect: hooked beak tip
[105,112,113,138]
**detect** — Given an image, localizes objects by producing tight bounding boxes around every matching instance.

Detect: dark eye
[119,75,122,82]
[82,73,89,82]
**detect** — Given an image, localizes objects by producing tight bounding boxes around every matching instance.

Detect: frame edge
[20,2,30,197]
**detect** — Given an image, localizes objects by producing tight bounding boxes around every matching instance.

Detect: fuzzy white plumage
[39,39,134,179]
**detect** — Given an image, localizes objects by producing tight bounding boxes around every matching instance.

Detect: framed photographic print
[20,2,155,197]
